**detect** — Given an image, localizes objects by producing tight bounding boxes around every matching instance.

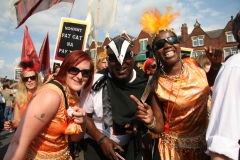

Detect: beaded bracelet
[145,117,156,129]
[98,135,107,145]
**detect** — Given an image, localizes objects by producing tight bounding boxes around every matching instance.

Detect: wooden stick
[94,0,100,72]
[69,0,75,18]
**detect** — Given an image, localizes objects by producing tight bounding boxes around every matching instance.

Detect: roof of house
[205,29,223,38]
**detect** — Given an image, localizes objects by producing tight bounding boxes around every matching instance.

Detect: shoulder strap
[48,80,68,109]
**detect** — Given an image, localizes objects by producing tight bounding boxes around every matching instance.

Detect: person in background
[195,54,213,117]
[53,65,61,77]
[4,50,94,159]
[134,7,222,160]
[43,65,61,84]
[2,83,15,132]
[96,50,108,72]
[195,54,212,73]
[43,74,54,84]
[0,90,5,132]
[206,11,240,160]
[80,37,150,160]
[4,58,42,131]
[142,58,157,76]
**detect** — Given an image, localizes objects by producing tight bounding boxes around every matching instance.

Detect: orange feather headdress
[139,7,180,43]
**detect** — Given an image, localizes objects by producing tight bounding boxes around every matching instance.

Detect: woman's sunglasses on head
[106,51,134,63]
[154,36,180,51]
[68,66,92,78]
[22,75,37,82]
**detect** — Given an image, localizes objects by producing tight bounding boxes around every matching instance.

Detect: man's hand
[100,137,124,160]
[130,95,154,125]
[204,46,222,66]
[125,123,138,136]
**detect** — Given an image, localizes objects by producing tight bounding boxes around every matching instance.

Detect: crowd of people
[0,7,239,160]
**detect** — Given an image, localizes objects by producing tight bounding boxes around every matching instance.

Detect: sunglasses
[107,51,134,63]
[154,36,180,51]
[68,66,92,78]
[150,64,157,69]
[22,75,37,82]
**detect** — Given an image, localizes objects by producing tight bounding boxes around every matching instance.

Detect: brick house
[86,15,238,66]
[180,16,238,60]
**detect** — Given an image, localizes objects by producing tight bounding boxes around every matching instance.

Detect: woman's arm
[11,102,21,128]
[147,92,164,134]
[3,88,61,160]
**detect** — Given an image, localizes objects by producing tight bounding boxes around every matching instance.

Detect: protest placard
[53,18,89,63]
[14,68,22,81]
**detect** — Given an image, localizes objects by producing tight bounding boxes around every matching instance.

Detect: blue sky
[0,0,239,79]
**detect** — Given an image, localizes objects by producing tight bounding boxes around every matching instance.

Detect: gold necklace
[161,60,185,81]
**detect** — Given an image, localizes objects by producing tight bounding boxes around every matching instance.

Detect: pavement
[0,130,14,160]
[0,130,84,160]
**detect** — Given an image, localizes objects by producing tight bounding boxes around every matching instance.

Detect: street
[0,130,13,160]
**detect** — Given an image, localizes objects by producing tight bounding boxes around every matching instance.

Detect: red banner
[15,0,74,28]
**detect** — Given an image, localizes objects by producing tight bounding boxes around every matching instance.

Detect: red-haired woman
[4,50,94,160]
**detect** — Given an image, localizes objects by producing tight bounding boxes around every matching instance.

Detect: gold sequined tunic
[155,58,210,160]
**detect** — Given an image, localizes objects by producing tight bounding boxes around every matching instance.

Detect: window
[226,32,236,43]
[192,37,198,47]
[192,50,205,58]
[224,48,231,58]
[192,35,204,47]
[90,49,96,60]
[191,52,196,59]
[198,36,204,46]
[223,47,238,58]
[139,39,148,51]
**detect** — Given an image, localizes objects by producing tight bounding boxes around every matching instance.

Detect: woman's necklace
[164,79,182,134]
[63,86,79,108]
[161,60,185,81]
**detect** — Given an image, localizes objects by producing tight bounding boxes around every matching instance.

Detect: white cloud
[0,40,22,51]
[0,26,8,34]
[210,11,221,17]
[192,2,203,9]
[0,59,4,68]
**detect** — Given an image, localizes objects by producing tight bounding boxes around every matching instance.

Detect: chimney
[181,23,188,43]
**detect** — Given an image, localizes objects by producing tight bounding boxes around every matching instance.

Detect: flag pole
[69,0,75,18]
[94,0,100,72]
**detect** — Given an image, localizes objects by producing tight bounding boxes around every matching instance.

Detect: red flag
[21,25,39,62]
[14,0,75,28]
[39,33,50,74]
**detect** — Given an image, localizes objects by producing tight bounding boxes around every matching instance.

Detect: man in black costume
[80,37,149,160]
